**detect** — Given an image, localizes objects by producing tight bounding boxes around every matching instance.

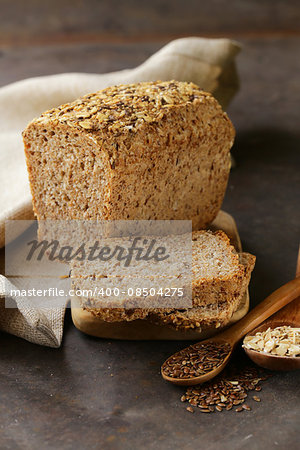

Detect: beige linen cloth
[0,37,240,347]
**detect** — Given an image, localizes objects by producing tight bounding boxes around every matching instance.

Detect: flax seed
[242,404,251,411]
[181,364,269,415]
[162,342,231,379]
[186,406,194,413]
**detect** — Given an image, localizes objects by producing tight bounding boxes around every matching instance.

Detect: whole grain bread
[73,230,255,330]
[148,252,255,331]
[23,80,235,228]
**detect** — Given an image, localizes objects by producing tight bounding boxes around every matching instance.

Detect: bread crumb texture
[75,230,255,330]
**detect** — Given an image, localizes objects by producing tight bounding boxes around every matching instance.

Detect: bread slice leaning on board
[71,231,255,331]
[148,252,255,331]
[23,80,235,229]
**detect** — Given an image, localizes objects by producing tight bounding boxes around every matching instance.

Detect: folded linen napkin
[0,37,240,347]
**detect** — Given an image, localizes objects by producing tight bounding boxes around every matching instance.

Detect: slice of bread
[191,231,256,307]
[148,253,255,331]
[74,230,255,329]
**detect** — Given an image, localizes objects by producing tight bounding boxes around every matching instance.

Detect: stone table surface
[0,1,299,449]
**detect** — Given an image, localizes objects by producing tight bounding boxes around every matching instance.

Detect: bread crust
[82,305,149,322]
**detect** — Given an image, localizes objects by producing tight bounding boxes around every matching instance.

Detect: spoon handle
[220,277,300,344]
[246,245,300,327]
[265,295,300,324]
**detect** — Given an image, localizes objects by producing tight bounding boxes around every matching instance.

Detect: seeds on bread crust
[33,80,216,135]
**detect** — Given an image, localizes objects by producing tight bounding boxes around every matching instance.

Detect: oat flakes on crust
[31,80,216,135]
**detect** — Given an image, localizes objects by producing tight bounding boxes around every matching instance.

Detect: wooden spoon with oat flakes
[243,247,300,371]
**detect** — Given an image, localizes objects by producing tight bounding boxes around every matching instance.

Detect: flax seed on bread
[23,80,235,228]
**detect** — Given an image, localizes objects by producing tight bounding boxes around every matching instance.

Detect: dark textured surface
[1,321,300,450]
[1,1,300,449]
[0,42,158,87]
[1,0,299,44]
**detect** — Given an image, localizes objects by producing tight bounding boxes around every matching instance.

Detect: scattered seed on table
[242,404,251,411]
[253,396,261,402]
[233,399,244,405]
[186,406,194,413]
[180,365,269,415]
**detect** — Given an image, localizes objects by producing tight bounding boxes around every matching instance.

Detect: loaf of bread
[72,230,255,331]
[23,80,235,227]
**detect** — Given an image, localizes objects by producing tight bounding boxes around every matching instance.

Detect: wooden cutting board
[71,210,249,340]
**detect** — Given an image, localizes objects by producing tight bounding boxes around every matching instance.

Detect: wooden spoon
[161,276,300,386]
[244,248,300,371]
